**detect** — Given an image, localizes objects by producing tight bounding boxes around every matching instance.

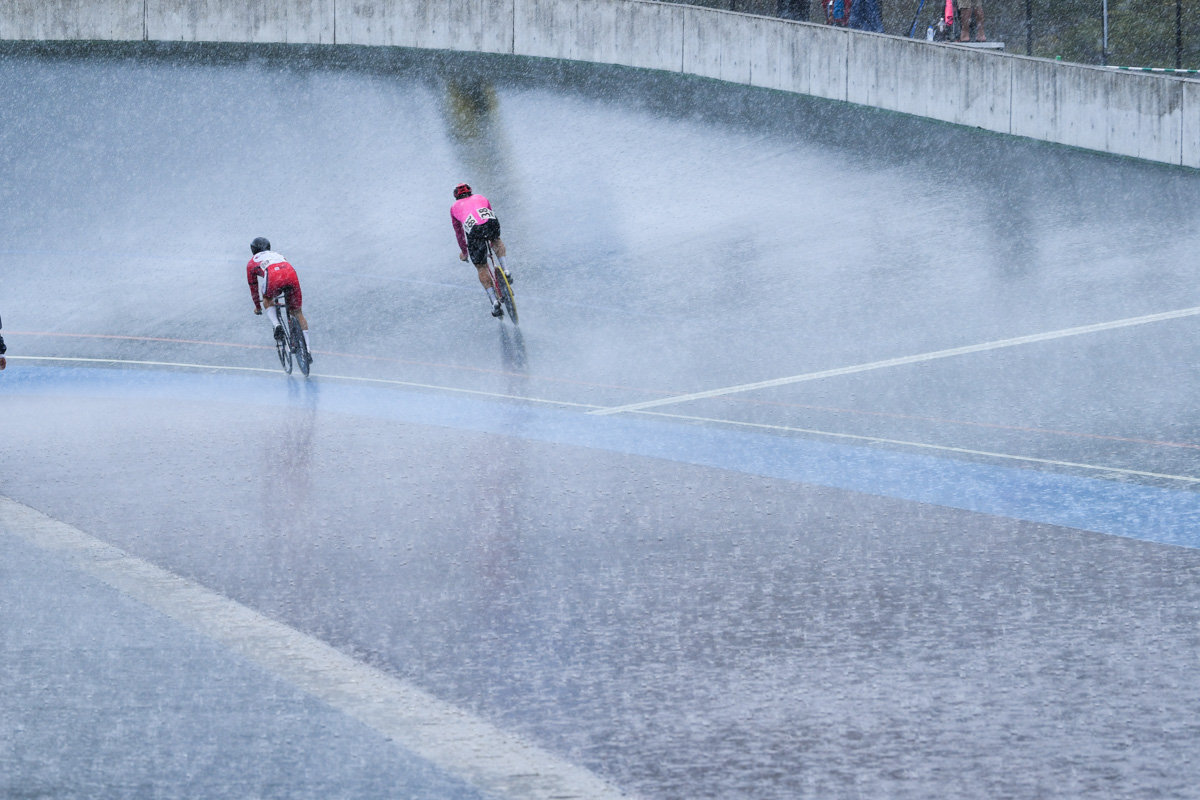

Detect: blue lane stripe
[5,365,1200,549]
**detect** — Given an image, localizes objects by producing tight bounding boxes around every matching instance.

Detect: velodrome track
[4,42,1200,799]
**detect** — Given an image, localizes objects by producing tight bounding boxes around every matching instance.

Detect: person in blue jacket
[848,0,883,31]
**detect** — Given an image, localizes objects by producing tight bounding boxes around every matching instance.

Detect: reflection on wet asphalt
[3,42,1200,799]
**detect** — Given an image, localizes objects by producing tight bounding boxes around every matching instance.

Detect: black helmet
[250,237,271,254]
[453,183,472,200]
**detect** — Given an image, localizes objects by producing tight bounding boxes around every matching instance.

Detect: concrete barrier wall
[338,0,512,55]
[2,0,1197,168]
[0,0,143,41]
[846,32,1013,133]
[515,0,685,70]
[1185,81,1200,167]
[146,0,336,44]
[1008,57,1185,164]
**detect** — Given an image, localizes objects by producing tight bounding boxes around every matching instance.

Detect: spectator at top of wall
[777,0,810,21]
[848,0,883,31]
[958,0,985,40]
[823,0,851,26]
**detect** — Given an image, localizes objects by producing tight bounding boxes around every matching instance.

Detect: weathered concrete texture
[682,5,751,84]
[946,45,1012,131]
[514,0,684,73]
[0,0,143,41]
[339,0,513,54]
[847,35,1012,132]
[743,11,843,99]
[1105,68,1183,164]
[1184,81,1200,168]
[1009,58,1061,144]
[0,0,1197,167]
[624,0,686,71]
[1009,58,1186,163]
[145,0,336,44]
[791,22,850,101]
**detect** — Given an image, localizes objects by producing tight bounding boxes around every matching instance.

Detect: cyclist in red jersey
[451,183,512,318]
[246,237,312,362]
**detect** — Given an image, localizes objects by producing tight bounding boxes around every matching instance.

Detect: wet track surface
[3,42,1200,799]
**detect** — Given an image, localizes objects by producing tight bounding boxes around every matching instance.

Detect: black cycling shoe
[491,303,504,318]
[500,269,513,284]
[273,325,284,342]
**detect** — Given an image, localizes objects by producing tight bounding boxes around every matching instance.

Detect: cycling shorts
[265,267,303,310]
[466,218,501,266]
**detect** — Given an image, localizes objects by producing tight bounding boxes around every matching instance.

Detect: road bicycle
[268,296,310,377]
[486,240,518,324]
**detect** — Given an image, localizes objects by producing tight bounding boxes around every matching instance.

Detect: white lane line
[330,373,602,410]
[590,306,1200,416]
[0,496,633,800]
[8,354,280,373]
[5,355,602,410]
[638,409,1200,484]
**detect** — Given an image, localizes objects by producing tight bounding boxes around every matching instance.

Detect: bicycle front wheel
[496,267,518,325]
[290,315,310,377]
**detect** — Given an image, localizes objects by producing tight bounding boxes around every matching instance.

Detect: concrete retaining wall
[0,0,142,41]
[338,0,513,55]
[2,0,1197,168]
[146,0,335,44]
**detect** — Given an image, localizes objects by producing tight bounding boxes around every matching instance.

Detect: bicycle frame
[266,294,309,376]
[269,297,294,341]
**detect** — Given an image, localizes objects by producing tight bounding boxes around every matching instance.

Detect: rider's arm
[247,261,264,311]
[452,212,468,257]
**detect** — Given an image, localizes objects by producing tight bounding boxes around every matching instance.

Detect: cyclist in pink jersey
[451,183,512,317]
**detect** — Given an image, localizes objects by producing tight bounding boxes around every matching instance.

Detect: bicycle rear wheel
[290,314,310,377]
[276,316,293,375]
[495,266,518,325]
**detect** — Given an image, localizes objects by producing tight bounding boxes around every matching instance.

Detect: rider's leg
[290,309,311,353]
[265,303,281,328]
[476,264,497,294]
[491,237,511,277]
[470,234,500,312]
[476,263,500,314]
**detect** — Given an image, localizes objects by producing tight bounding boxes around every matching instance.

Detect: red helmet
[453,183,472,200]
